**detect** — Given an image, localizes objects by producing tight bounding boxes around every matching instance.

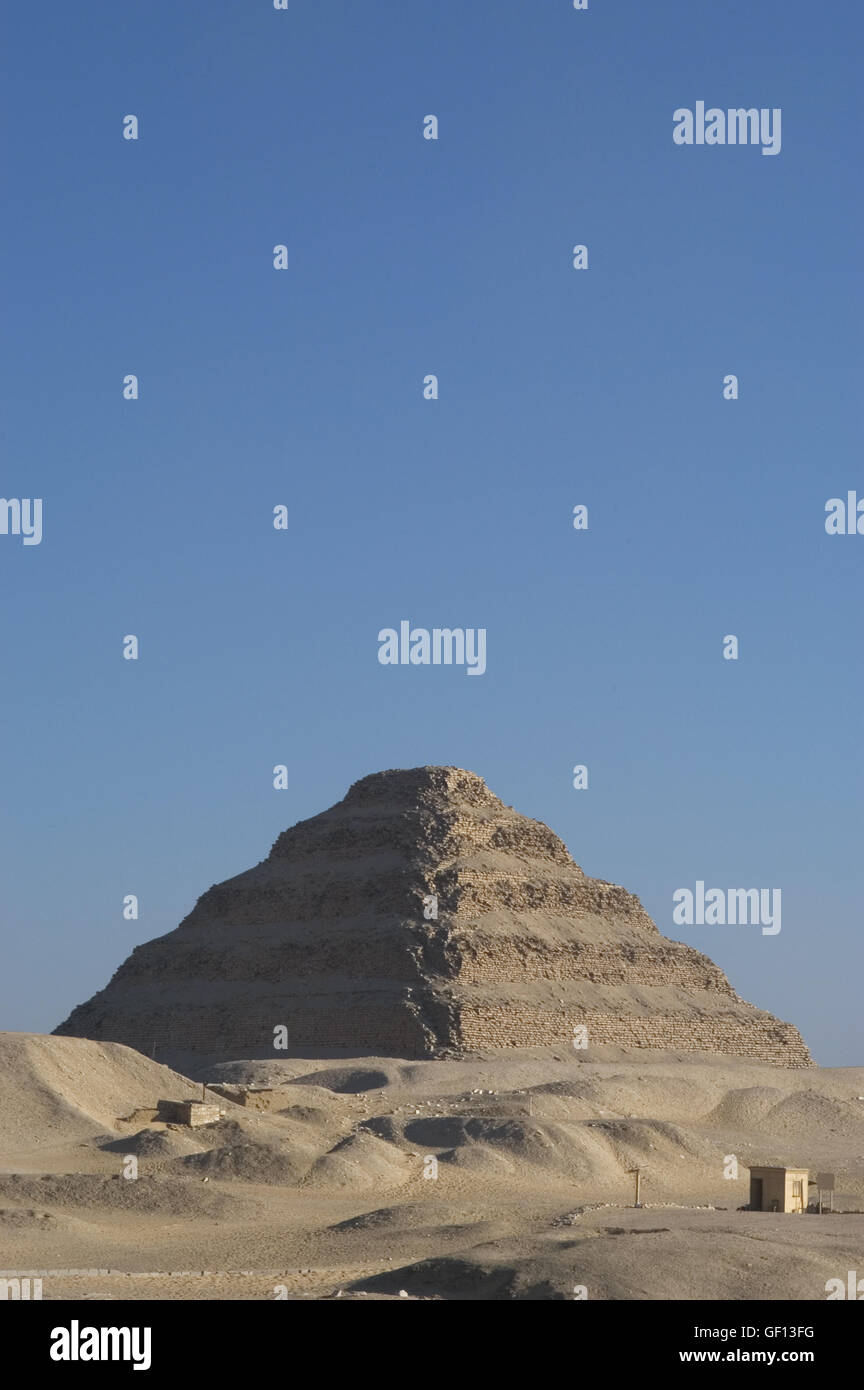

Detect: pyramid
[55,767,812,1067]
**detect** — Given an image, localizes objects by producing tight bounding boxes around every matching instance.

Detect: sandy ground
[1,1033,863,1301]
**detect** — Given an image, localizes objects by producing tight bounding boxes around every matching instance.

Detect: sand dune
[0,1032,204,1157]
[358,1207,864,1301]
[2,1032,863,1300]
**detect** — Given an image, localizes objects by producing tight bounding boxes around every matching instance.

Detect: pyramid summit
[55,767,812,1068]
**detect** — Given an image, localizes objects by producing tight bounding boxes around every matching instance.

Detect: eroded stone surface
[54,767,812,1067]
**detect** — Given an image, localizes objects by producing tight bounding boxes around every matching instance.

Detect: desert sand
[2,1033,862,1301]
[13,771,860,1302]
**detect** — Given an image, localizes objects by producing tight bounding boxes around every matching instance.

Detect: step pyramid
[54,767,812,1067]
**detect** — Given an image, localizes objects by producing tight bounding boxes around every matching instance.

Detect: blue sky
[1,0,861,1064]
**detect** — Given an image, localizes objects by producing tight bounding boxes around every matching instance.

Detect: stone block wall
[455,1004,814,1067]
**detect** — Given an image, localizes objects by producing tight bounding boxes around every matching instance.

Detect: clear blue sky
[1,1,861,1064]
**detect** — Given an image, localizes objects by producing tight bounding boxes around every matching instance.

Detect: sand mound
[368,1109,703,1185]
[445,1145,516,1175]
[193,1110,340,1159]
[544,1071,723,1123]
[331,1202,481,1233]
[706,1086,788,1128]
[763,1091,863,1139]
[0,1032,201,1154]
[0,1172,237,1219]
[276,1099,340,1127]
[99,1127,206,1159]
[179,1138,315,1186]
[291,1067,395,1095]
[358,1253,536,1300]
[355,1207,864,1301]
[410,1116,583,1172]
[305,1133,410,1190]
[584,1117,717,1164]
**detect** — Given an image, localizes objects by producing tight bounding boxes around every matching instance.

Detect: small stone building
[159,1099,223,1127]
[206,1084,287,1112]
[748,1165,809,1213]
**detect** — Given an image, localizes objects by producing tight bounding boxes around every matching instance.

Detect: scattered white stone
[399,1289,408,1298]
